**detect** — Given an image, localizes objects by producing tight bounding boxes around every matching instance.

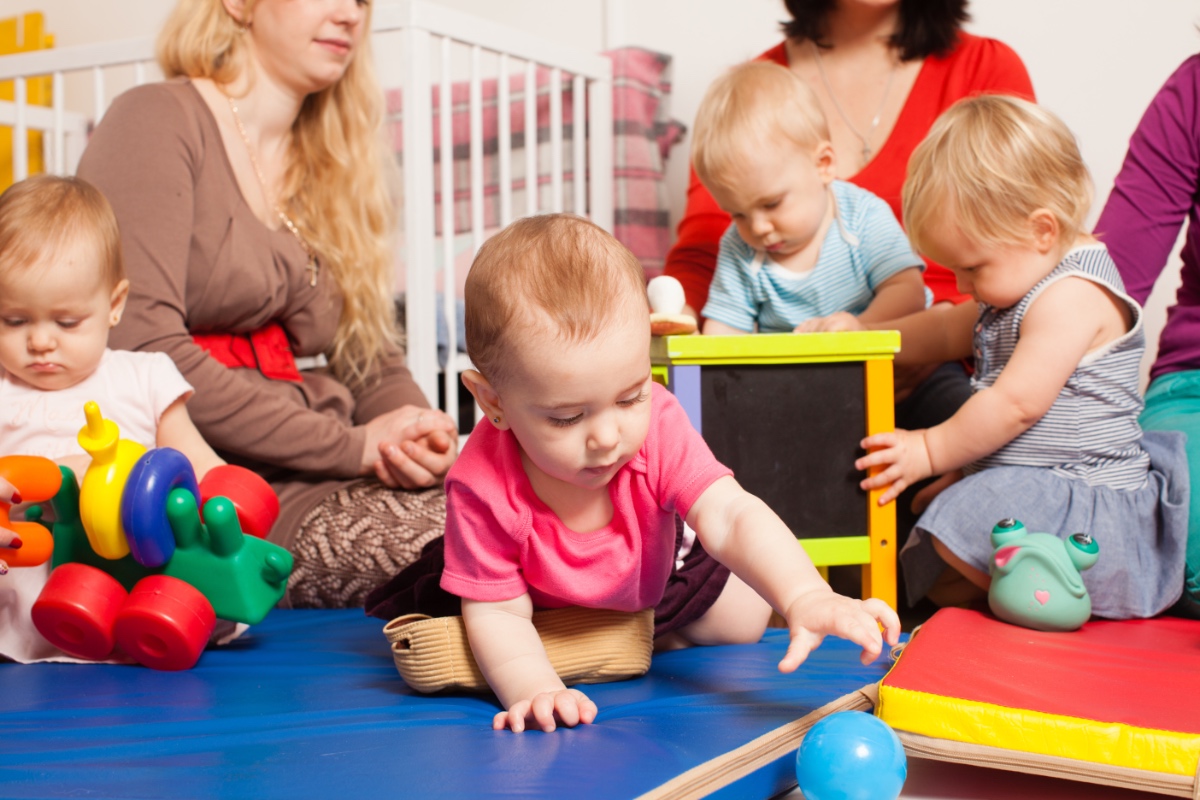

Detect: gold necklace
[225,93,320,287]
[809,40,898,164]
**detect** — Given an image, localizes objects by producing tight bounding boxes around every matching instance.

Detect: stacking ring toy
[122,447,200,568]
[77,402,146,560]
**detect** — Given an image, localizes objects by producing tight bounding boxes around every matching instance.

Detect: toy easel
[652,332,899,609]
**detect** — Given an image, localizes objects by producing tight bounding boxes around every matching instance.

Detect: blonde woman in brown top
[77,0,458,608]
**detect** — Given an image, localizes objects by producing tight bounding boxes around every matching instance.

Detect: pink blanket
[386,47,686,278]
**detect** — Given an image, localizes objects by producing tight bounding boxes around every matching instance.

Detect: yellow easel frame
[651,331,899,610]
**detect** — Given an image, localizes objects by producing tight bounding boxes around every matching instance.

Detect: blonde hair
[465,214,648,387]
[0,174,123,287]
[157,0,399,387]
[692,61,830,188]
[903,95,1093,253]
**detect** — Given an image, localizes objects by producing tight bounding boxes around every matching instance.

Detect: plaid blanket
[386,46,686,279]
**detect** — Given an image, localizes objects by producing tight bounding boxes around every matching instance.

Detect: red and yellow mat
[878,608,1200,781]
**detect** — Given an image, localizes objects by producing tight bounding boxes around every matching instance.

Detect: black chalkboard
[699,362,867,539]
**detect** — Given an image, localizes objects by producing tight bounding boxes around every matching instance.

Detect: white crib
[0,0,614,425]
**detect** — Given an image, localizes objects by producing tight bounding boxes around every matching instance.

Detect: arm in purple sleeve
[1095,55,1200,305]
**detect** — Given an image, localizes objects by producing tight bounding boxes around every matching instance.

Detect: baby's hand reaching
[794,312,866,334]
[855,429,934,506]
[495,688,598,733]
[777,591,901,673]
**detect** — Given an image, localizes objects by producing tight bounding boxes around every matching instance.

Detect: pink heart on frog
[1034,589,1050,606]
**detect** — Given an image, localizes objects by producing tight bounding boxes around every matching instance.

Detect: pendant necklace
[225,93,320,287]
[810,40,898,164]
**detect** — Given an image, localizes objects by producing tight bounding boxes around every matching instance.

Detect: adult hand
[494,688,598,733]
[0,476,22,572]
[362,406,459,489]
[855,429,935,506]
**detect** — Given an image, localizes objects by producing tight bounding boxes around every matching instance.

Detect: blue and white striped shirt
[701,180,923,332]
[967,244,1150,490]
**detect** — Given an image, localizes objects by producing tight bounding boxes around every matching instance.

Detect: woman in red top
[666,0,1035,318]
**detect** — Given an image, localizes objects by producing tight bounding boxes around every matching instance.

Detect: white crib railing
[383,1,613,419]
[0,0,615,426]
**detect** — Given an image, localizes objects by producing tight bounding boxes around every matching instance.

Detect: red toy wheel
[199,465,279,538]
[31,563,127,661]
[113,575,216,671]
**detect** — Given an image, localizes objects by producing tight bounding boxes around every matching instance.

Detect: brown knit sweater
[78,78,430,550]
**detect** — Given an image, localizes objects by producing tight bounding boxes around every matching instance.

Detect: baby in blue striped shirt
[690,61,926,335]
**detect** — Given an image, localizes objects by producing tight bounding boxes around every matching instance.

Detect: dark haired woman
[666,0,1035,433]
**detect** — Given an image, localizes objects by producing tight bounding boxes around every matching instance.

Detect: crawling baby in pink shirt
[443,213,899,733]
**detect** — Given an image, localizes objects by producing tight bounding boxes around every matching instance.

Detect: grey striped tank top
[966,244,1149,489]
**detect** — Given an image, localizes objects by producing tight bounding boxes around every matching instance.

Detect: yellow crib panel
[0,12,55,189]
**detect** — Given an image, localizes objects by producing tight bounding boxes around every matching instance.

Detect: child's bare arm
[797,298,977,368]
[462,594,598,733]
[859,277,1119,503]
[156,396,224,480]
[703,317,751,335]
[686,476,900,670]
[854,268,927,325]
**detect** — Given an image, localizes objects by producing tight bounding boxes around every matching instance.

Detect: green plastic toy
[35,468,292,625]
[987,518,1099,632]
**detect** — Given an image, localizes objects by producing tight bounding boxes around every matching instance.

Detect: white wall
[0,1,168,47]
[4,0,1197,384]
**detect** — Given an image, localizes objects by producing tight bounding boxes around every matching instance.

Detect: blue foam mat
[1,610,891,799]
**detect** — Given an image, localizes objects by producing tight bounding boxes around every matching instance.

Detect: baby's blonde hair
[903,95,1092,253]
[0,174,124,287]
[158,0,400,388]
[465,214,648,388]
[691,61,830,189]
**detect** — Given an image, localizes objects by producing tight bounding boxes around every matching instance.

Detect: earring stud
[492,417,500,424]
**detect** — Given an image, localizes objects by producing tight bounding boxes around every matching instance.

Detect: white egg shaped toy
[647,275,686,315]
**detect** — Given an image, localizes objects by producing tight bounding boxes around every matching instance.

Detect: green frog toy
[987,518,1099,632]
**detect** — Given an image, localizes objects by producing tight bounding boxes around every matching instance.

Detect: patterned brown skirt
[284,480,447,609]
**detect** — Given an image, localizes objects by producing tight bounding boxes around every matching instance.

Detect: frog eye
[1067,532,1099,571]
[990,518,1026,548]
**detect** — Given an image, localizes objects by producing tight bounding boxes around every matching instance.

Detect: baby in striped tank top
[689,61,928,336]
[846,96,1190,620]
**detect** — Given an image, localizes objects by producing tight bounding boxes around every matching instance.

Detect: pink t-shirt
[441,382,732,611]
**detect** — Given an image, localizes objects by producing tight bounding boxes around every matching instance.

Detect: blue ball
[795,711,907,800]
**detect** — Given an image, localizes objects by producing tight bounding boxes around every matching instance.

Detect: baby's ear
[815,141,836,183]
[461,369,507,429]
[109,279,130,326]
[1028,209,1061,254]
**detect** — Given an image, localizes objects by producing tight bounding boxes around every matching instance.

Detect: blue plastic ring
[121,448,199,568]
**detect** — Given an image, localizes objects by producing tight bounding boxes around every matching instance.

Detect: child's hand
[794,312,865,334]
[777,591,901,673]
[494,688,598,733]
[855,429,934,506]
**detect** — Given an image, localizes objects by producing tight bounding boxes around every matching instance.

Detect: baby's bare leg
[926,536,989,608]
[675,573,772,646]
